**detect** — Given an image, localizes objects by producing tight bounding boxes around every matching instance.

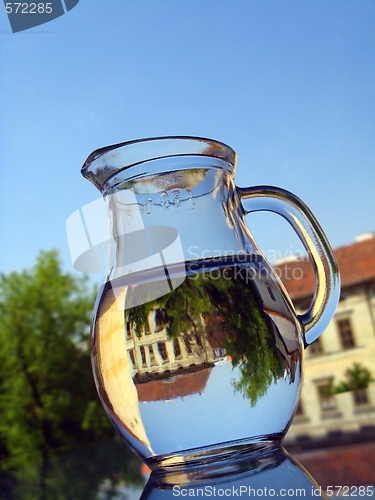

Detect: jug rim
[81,136,237,191]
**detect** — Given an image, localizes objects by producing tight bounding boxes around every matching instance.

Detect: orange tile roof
[136,365,212,402]
[293,442,375,488]
[274,236,375,300]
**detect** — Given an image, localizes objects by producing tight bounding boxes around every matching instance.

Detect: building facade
[277,233,375,446]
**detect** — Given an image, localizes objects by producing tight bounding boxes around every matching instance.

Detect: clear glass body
[81,137,340,470]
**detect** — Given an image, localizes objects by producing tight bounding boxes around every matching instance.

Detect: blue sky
[1,0,374,278]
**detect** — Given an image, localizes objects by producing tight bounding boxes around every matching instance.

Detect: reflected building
[125,307,229,402]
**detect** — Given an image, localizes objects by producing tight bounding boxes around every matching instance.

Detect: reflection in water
[92,256,303,463]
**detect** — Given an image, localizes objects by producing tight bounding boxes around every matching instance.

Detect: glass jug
[74,136,340,471]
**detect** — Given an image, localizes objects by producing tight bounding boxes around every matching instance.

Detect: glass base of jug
[145,433,284,473]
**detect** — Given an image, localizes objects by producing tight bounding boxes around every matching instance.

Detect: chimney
[355,232,375,243]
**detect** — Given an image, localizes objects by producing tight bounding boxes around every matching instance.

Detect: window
[328,430,343,439]
[126,321,132,339]
[157,342,169,362]
[173,338,182,358]
[154,308,167,333]
[309,337,323,356]
[145,318,151,336]
[149,345,157,366]
[213,347,226,359]
[128,349,136,368]
[353,389,369,406]
[296,435,311,443]
[317,382,337,412]
[183,336,193,355]
[295,401,304,416]
[140,346,147,367]
[337,318,355,349]
[293,400,310,423]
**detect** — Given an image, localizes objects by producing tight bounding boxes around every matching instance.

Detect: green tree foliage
[0,251,142,499]
[326,362,375,395]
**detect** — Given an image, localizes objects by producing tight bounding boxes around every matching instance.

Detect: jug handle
[237,185,340,347]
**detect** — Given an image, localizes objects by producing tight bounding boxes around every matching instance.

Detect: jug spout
[81,136,237,193]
